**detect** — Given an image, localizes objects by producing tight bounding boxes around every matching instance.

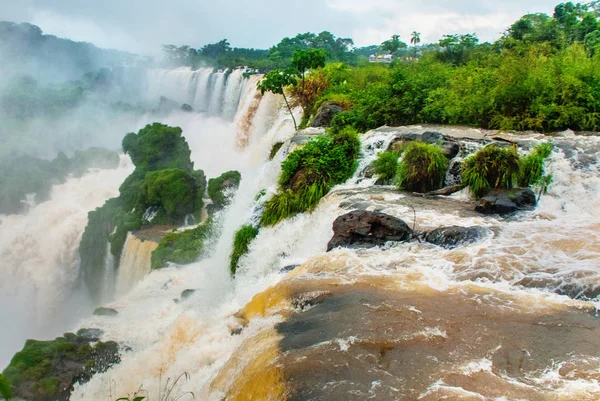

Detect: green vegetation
[395,142,448,193]
[151,218,214,269]
[138,169,197,223]
[207,171,242,210]
[373,151,401,182]
[230,225,260,276]
[257,69,300,129]
[260,127,360,226]
[0,374,12,400]
[2,334,119,401]
[518,143,554,190]
[462,145,521,198]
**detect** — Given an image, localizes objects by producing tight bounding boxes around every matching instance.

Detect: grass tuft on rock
[461,144,520,198]
[395,142,448,193]
[373,151,400,183]
[230,225,260,276]
[151,218,214,269]
[269,142,284,160]
[260,127,360,226]
[518,142,553,191]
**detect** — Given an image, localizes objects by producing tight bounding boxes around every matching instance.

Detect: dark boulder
[281,264,300,273]
[421,131,444,143]
[93,307,118,316]
[181,289,197,300]
[311,102,343,127]
[475,188,536,215]
[424,226,490,249]
[387,132,459,159]
[327,211,412,251]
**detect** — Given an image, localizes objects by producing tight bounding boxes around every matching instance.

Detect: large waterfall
[3,65,600,400]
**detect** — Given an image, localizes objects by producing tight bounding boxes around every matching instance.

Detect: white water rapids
[1,67,599,400]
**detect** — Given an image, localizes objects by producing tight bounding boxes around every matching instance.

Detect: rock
[421,131,444,143]
[440,141,460,159]
[76,328,104,341]
[424,226,490,249]
[292,291,332,311]
[181,103,193,112]
[475,188,537,215]
[93,307,118,316]
[311,102,343,127]
[327,211,412,251]
[387,132,459,159]
[446,158,462,186]
[363,162,377,179]
[3,333,120,401]
[281,264,300,273]
[181,289,197,300]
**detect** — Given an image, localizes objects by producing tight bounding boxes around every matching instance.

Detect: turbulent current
[1,68,599,400]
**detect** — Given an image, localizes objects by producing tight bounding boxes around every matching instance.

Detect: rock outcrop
[327,211,412,251]
[424,226,490,249]
[311,102,343,127]
[475,188,536,215]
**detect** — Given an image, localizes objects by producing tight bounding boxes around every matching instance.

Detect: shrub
[151,218,214,269]
[138,169,197,223]
[372,151,400,182]
[208,171,242,209]
[395,142,448,193]
[230,225,260,276]
[261,128,360,226]
[0,374,12,400]
[518,142,553,190]
[461,144,521,198]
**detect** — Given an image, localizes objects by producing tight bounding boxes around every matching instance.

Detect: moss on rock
[208,171,242,210]
[151,218,214,269]
[230,225,259,276]
[2,334,120,401]
[395,142,448,193]
[462,145,520,199]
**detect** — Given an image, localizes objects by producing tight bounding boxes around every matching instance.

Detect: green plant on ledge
[230,225,260,276]
[461,144,521,198]
[260,127,360,226]
[373,150,401,183]
[395,142,448,193]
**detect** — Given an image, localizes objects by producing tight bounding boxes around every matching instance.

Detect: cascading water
[70,121,600,400]
[115,233,159,297]
[0,156,133,367]
[207,70,228,116]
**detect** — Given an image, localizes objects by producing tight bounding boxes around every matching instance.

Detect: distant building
[369,54,394,63]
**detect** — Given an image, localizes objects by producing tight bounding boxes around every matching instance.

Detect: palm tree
[410,31,421,58]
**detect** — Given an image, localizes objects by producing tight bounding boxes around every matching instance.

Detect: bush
[461,144,521,198]
[138,169,197,223]
[0,374,12,400]
[230,225,260,276]
[151,218,214,269]
[518,142,553,190]
[373,151,400,182]
[395,142,448,193]
[208,171,242,210]
[261,127,360,226]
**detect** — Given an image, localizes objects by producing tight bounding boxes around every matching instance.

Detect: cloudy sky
[1,0,560,53]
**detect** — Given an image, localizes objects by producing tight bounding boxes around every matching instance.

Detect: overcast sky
[1,0,560,53]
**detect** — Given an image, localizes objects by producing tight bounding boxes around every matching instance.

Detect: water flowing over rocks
[424,225,491,248]
[326,210,412,251]
[475,188,537,215]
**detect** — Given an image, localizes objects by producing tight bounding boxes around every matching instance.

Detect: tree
[257,69,299,130]
[410,31,421,57]
[381,34,407,55]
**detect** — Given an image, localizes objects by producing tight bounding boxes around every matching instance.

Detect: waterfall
[100,241,116,304]
[115,233,159,296]
[221,69,246,120]
[208,70,228,116]
[0,155,133,367]
[69,128,600,400]
[191,68,213,112]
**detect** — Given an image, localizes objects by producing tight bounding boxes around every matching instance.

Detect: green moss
[462,144,521,198]
[261,127,360,226]
[269,142,284,160]
[151,218,214,269]
[2,334,119,401]
[207,171,242,210]
[373,151,400,182]
[230,225,260,276]
[122,123,194,173]
[138,169,196,223]
[0,374,12,400]
[518,142,553,190]
[395,142,448,193]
